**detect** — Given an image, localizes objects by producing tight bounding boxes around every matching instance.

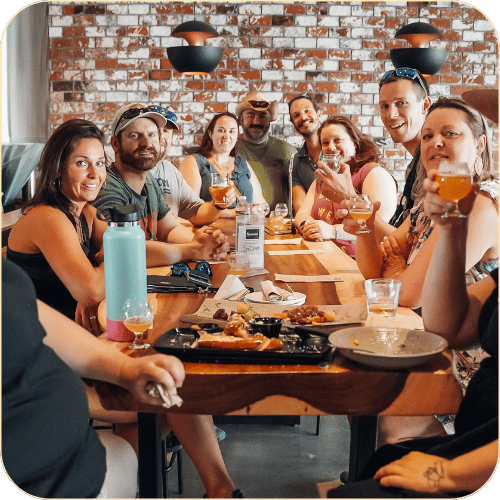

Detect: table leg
[138,412,163,498]
[348,416,377,482]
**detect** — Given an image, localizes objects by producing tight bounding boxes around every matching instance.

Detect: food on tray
[213,308,228,320]
[197,313,284,351]
[272,305,336,325]
[237,303,250,314]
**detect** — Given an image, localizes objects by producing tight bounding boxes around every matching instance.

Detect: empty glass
[275,203,288,218]
[322,153,341,173]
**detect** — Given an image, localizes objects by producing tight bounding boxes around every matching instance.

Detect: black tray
[153,327,332,365]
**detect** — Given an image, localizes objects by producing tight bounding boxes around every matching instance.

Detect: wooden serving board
[179,298,368,327]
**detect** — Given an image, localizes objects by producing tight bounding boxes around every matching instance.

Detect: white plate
[244,291,306,306]
[329,326,448,369]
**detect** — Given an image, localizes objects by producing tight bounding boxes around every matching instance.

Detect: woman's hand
[423,170,480,225]
[380,235,407,277]
[374,451,452,495]
[118,354,185,407]
[300,220,328,241]
[75,302,103,337]
[315,161,356,204]
[336,199,381,236]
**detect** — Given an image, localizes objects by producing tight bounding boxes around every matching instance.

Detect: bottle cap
[96,204,141,223]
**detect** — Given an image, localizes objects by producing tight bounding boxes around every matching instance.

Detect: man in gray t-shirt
[150,110,235,225]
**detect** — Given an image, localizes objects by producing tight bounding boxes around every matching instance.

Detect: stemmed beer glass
[348,194,373,234]
[122,298,154,350]
[435,161,472,218]
[275,203,288,218]
[321,153,341,173]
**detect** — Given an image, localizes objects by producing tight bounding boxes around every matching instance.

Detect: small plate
[329,326,448,369]
[244,291,306,306]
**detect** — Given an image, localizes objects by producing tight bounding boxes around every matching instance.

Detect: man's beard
[244,124,270,144]
[117,146,159,171]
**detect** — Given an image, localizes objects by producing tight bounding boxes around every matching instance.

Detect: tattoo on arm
[424,460,445,491]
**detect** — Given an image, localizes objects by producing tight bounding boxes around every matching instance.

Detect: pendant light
[390,22,447,77]
[167,20,223,76]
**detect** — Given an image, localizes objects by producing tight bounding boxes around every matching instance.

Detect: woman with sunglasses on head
[294,115,397,258]
[179,112,266,217]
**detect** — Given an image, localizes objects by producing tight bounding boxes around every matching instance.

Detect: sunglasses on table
[115,106,178,133]
[171,261,213,278]
[379,68,429,97]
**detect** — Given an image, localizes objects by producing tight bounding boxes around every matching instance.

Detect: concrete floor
[167,415,350,498]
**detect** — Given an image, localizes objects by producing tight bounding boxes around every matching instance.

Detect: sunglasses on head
[379,68,428,97]
[288,92,314,110]
[248,100,270,109]
[115,106,178,133]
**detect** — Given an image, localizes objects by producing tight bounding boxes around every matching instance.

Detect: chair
[161,433,183,497]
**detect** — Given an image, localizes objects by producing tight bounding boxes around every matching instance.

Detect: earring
[474,156,483,177]
[55,178,61,190]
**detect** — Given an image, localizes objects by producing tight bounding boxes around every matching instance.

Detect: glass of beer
[435,162,472,218]
[348,194,373,234]
[122,298,154,350]
[227,252,250,275]
[322,153,341,173]
[209,172,231,207]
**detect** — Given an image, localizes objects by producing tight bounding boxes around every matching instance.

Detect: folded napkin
[148,384,183,409]
[261,280,294,302]
[214,275,247,300]
[265,237,302,245]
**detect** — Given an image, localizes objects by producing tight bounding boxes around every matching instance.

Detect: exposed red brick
[49,49,62,59]
[74,38,91,48]
[96,59,117,69]
[340,61,362,71]
[250,16,272,26]
[474,43,496,52]
[363,40,384,50]
[262,48,284,59]
[307,49,328,59]
[351,73,373,83]
[63,49,85,59]
[150,70,171,79]
[238,70,261,80]
[206,102,228,113]
[440,8,462,19]
[328,50,350,60]
[74,15,95,26]
[441,74,462,84]
[463,8,488,20]
[205,81,226,91]
[173,4,194,14]
[160,59,173,70]
[50,114,63,124]
[53,38,73,48]
[129,71,149,80]
[316,82,338,93]
[284,5,306,15]
[63,26,85,37]
[150,48,167,58]
[52,60,73,70]
[49,70,63,81]
[185,81,204,90]
[129,27,149,36]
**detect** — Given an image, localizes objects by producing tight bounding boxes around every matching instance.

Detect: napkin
[214,275,247,300]
[275,274,343,283]
[265,237,302,245]
[268,249,324,256]
[148,384,183,409]
[261,280,294,302]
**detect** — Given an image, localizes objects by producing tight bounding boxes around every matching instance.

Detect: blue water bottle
[97,204,147,341]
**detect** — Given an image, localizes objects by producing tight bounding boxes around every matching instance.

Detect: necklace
[209,156,234,176]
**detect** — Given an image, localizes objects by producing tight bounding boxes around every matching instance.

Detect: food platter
[244,291,306,305]
[153,326,332,364]
[329,326,448,369]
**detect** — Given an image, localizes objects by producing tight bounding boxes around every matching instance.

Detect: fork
[284,283,297,299]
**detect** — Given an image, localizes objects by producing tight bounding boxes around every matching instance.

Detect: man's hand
[374,451,452,494]
[118,354,185,407]
[315,161,356,204]
[192,227,229,260]
[299,220,327,241]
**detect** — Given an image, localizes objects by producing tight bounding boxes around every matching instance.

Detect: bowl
[249,317,283,337]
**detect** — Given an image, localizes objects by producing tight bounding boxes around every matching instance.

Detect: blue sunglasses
[379,67,428,97]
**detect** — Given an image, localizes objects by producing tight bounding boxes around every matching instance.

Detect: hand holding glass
[227,252,250,275]
[348,194,373,234]
[322,153,341,173]
[435,162,472,218]
[122,298,154,350]
[209,172,231,207]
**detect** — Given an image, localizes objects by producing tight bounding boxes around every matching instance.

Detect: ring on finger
[90,316,97,320]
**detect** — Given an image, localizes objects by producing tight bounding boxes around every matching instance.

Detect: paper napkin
[268,249,324,256]
[274,274,343,283]
[261,280,294,302]
[265,237,302,245]
[214,275,247,300]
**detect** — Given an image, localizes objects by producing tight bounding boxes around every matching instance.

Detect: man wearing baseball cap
[235,91,296,211]
[93,103,230,264]
[150,108,235,225]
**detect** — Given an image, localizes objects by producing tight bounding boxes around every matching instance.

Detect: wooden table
[95,221,462,498]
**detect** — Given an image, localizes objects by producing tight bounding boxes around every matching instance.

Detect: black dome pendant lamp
[167,20,223,76]
[390,22,447,77]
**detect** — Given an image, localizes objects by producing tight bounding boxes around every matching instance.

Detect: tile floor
[166,415,350,498]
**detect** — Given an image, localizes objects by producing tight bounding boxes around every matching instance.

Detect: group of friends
[2,66,498,499]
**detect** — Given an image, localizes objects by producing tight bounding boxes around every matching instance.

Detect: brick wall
[47,1,498,187]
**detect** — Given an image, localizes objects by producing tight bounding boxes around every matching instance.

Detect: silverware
[284,283,297,299]
[319,348,336,369]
